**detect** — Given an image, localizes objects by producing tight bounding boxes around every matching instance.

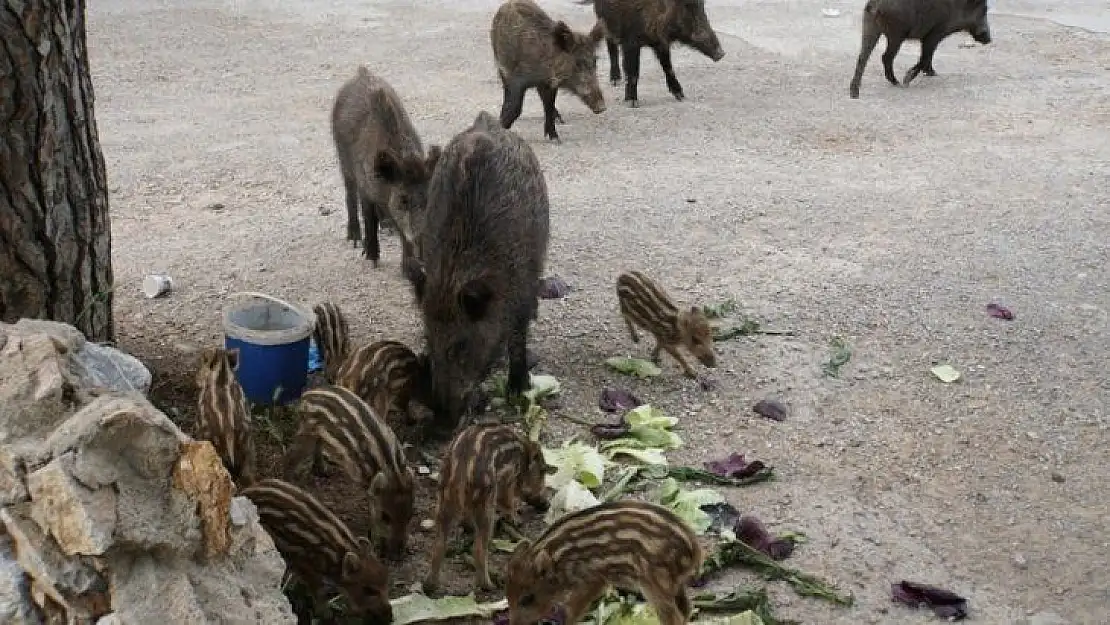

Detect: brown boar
[848,0,992,98]
[331,65,441,272]
[593,0,726,107]
[616,271,717,378]
[239,478,392,623]
[406,110,551,431]
[333,339,428,424]
[194,346,256,486]
[425,423,553,593]
[283,385,416,560]
[505,499,704,625]
[491,0,607,143]
[312,301,351,383]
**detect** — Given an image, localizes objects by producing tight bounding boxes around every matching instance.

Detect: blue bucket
[222,292,316,406]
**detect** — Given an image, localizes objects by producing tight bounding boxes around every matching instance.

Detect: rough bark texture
[0,0,114,342]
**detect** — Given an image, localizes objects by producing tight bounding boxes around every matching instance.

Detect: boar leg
[903,29,946,85]
[563,585,607,625]
[643,582,691,625]
[361,197,382,265]
[505,316,532,399]
[500,77,527,131]
[622,313,641,343]
[848,19,882,98]
[342,174,361,246]
[880,33,906,86]
[650,44,685,101]
[607,38,622,84]
[621,42,642,107]
[662,343,699,379]
[537,84,562,143]
[472,503,497,590]
[495,484,522,525]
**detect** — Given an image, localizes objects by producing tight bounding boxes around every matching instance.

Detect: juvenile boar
[491,0,607,143]
[593,0,725,107]
[331,65,442,271]
[505,499,704,625]
[616,271,717,378]
[239,478,392,623]
[425,423,553,592]
[283,384,416,560]
[333,339,427,423]
[848,0,991,99]
[407,110,550,430]
[194,346,256,486]
[312,301,351,383]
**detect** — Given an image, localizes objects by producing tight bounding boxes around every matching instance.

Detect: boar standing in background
[592,0,725,108]
[848,0,992,99]
[312,301,351,383]
[331,65,441,275]
[491,0,607,143]
[616,270,717,378]
[407,110,550,432]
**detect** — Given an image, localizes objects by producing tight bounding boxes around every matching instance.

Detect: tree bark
[0,0,114,342]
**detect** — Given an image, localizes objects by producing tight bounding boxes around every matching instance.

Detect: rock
[74,342,152,396]
[0,319,296,624]
[26,453,118,556]
[0,532,42,625]
[172,441,233,561]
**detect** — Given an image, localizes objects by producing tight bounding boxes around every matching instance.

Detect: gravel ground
[87,0,1108,623]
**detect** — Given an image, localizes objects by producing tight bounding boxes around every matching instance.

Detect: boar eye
[519,593,535,607]
[380,510,393,524]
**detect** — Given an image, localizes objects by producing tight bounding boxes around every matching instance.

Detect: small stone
[416,466,431,476]
[1012,553,1028,569]
[419,519,434,531]
[1051,472,1066,483]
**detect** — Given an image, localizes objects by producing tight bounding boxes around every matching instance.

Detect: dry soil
[87,0,1109,623]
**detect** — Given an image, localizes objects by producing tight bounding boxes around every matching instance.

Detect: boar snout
[698,351,718,368]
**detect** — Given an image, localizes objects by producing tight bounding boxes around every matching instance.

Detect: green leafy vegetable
[822,337,852,377]
[389,593,507,625]
[524,373,562,402]
[545,479,602,524]
[543,440,608,489]
[605,357,662,378]
[692,586,791,625]
[654,477,725,535]
[930,364,961,383]
[702,299,741,319]
[699,538,854,607]
[660,464,775,487]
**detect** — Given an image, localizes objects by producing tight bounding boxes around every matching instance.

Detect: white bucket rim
[222,291,316,347]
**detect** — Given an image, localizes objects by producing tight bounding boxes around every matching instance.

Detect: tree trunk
[0,0,114,342]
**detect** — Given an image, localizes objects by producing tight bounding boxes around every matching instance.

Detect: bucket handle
[229,291,317,329]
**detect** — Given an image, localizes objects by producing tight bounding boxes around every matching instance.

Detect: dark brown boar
[194,346,256,487]
[405,110,551,431]
[848,0,992,98]
[593,0,726,108]
[239,478,392,623]
[425,423,553,593]
[505,499,704,625]
[491,0,607,143]
[616,270,717,378]
[283,385,416,560]
[331,65,441,272]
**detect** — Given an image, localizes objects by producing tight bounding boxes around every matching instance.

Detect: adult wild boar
[407,111,550,430]
[593,0,726,107]
[848,0,992,99]
[331,66,441,273]
[491,0,607,143]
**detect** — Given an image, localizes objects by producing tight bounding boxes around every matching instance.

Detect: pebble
[1012,552,1028,569]
[1050,472,1066,483]
[417,465,431,476]
[419,519,434,531]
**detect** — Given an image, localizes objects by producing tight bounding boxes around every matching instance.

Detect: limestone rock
[74,342,152,397]
[172,441,233,561]
[0,319,296,624]
[0,532,43,625]
[26,453,118,557]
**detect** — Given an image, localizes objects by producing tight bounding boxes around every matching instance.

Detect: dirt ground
[86,0,1108,623]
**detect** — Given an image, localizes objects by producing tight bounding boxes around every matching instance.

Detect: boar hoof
[553,110,565,124]
[626,99,639,108]
[672,91,685,102]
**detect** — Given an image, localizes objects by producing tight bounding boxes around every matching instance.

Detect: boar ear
[374,150,405,183]
[552,21,575,51]
[369,471,389,495]
[341,551,361,579]
[225,348,240,371]
[533,548,555,580]
[356,536,374,554]
[459,279,494,321]
[588,22,606,46]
